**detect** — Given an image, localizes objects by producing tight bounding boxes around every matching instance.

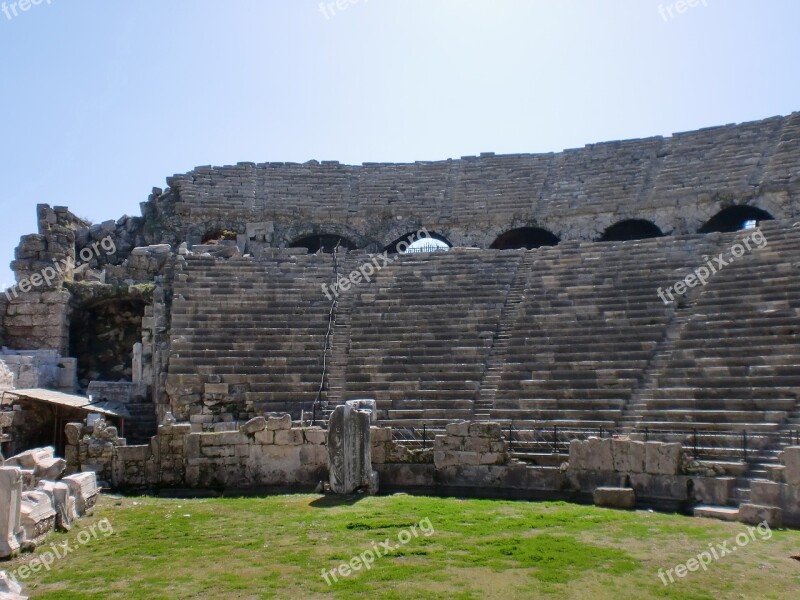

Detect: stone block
[275,429,304,446]
[738,503,783,528]
[587,438,613,471]
[19,491,56,543]
[568,439,588,470]
[782,446,800,485]
[750,480,783,507]
[370,426,392,443]
[610,439,630,473]
[445,421,470,437]
[240,417,267,434]
[204,383,229,395]
[593,487,636,509]
[628,441,647,474]
[645,442,682,475]
[0,571,26,600]
[0,468,22,559]
[468,422,502,439]
[254,429,274,445]
[64,423,82,445]
[35,481,75,531]
[116,445,150,462]
[62,472,99,516]
[304,428,326,445]
[266,414,292,431]
[216,431,249,446]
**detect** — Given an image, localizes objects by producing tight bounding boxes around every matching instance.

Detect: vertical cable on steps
[311,245,341,426]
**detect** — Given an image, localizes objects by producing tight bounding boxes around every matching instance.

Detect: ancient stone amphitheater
[2,112,799,526]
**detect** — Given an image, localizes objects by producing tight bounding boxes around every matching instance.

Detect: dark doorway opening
[290,235,357,254]
[600,220,664,242]
[698,206,774,234]
[70,299,147,389]
[490,227,560,250]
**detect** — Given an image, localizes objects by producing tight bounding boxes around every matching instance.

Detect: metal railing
[505,424,800,463]
[391,425,444,450]
[403,244,450,254]
[385,423,800,465]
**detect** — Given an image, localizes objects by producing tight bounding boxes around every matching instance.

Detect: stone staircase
[473,251,528,419]
[342,250,519,428]
[486,233,722,431]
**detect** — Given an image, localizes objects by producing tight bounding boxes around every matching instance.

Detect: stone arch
[289,233,358,254]
[278,223,367,253]
[698,205,774,234]
[384,230,452,254]
[490,227,560,250]
[599,219,664,242]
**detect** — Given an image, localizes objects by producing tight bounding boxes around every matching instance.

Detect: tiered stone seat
[488,234,722,430]
[168,251,335,420]
[632,223,800,468]
[341,250,518,427]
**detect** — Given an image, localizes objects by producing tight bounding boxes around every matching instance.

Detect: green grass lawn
[5,493,799,599]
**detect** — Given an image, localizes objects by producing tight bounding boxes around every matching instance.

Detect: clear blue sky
[2,0,799,286]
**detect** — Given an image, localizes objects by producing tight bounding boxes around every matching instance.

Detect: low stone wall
[108,415,328,491]
[749,446,800,527]
[370,427,432,465]
[567,437,735,506]
[434,421,510,468]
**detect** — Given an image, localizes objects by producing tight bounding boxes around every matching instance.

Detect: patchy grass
[5,494,799,599]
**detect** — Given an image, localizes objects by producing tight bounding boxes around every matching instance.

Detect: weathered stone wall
[141,113,800,251]
[434,421,510,468]
[106,415,328,491]
[0,350,76,392]
[567,437,735,507]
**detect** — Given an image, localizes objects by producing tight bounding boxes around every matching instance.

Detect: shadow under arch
[490,227,560,250]
[698,205,774,234]
[600,219,664,242]
[289,234,358,254]
[384,230,452,254]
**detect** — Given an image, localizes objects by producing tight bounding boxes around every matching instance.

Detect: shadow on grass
[310,494,366,509]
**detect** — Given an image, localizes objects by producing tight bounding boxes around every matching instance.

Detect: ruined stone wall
[141,113,800,250]
[105,415,328,491]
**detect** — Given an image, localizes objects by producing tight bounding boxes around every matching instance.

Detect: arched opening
[69,299,147,389]
[600,219,664,242]
[698,206,774,234]
[384,231,452,254]
[289,234,357,254]
[490,227,560,250]
[201,228,239,244]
